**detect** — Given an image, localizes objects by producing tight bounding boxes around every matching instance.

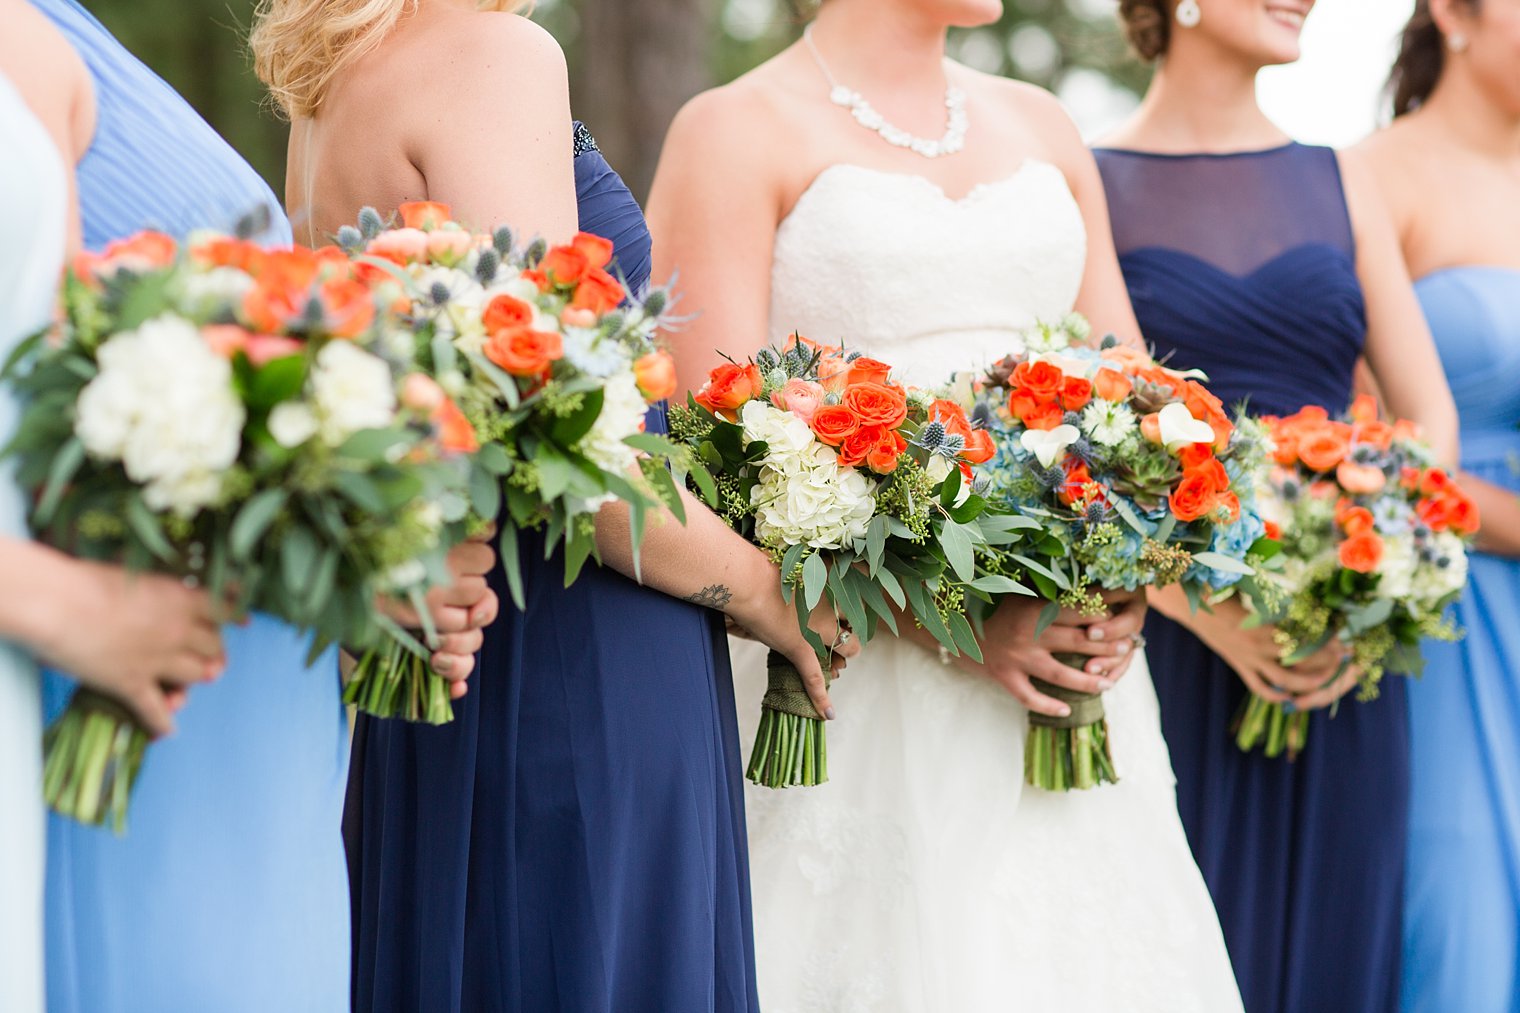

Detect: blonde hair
[251,0,533,120]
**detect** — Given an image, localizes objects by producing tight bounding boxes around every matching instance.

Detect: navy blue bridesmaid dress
[1094,144,1408,1013]
[345,124,759,1013]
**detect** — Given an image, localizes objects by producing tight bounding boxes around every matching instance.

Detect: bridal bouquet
[337,202,683,721]
[1235,396,1478,759]
[671,336,1031,788]
[974,317,1274,791]
[2,230,473,830]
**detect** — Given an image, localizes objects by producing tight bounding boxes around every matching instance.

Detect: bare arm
[647,87,785,395]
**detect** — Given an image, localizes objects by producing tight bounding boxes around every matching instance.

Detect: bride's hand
[948,596,1139,718]
[723,590,861,720]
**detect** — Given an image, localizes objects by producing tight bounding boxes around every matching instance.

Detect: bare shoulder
[660,71,798,186]
[966,69,1087,161]
[0,0,93,156]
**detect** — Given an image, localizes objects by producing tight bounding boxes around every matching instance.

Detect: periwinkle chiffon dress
[344,123,759,1013]
[35,2,348,1010]
[1399,267,1520,1013]
[1096,143,1409,1013]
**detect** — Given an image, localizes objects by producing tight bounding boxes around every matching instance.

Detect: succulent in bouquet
[973,316,1275,791]
[670,335,1033,788]
[1235,395,1478,759]
[335,202,686,721]
[1,230,475,830]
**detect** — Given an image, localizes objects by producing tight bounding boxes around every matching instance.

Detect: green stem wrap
[746,650,832,789]
[42,688,149,834]
[1023,652,1117,792]
[1233,656,1350,760]
[343,637,455,725]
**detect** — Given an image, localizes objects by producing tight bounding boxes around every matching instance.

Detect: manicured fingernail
[431,655,451,675]
[1098,679,1115,692]
[1057,705,1072,717]
[824,707,837,721]
[1089,627,1106,641]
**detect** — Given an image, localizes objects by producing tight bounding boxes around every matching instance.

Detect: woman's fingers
[468,591,499,630]
[1033,654,1114,696]
[788,648,835,721]
[1085,602,1146,643]
[430,650,477,684]
[447,541,496,579]
[127,686,176,740]
[429,575,491,611]
[1039,624,1129,658]
[1234,665,1292,703]
[997,671,1071,717]
[1293,664,1360,712]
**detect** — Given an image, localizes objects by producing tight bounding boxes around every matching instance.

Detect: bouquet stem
[344,637,455,725]
[43,690,149,834]
[1024,655,1117,792]
[746,650,830,789]
[1233,694,1311,760]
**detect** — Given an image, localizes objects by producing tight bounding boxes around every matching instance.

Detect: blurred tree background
[77,0,1149,208]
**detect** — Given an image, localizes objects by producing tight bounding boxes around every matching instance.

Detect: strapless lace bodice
[769,161,1087,383]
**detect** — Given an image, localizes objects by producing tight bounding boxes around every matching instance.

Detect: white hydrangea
[1384,531,1468,608]
[561,328,631,379]
[308,340,398,446]
[752,444,875,551]
[74,314,245,516]
[268,401,320,448]
[740,399,819,473]
[574,372,647,487]
[1080,399,1137,447]
[175,266,254,318]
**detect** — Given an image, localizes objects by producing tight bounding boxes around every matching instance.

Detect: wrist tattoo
[682,584,733,610]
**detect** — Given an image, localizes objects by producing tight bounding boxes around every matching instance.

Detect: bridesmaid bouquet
[337,202,684,721]
[671,335,1031,788]
[1235,396,1479,759]
[973,317,1275,791]
[2,230,473,830]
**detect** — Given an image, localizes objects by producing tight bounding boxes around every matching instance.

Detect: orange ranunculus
[1270,428,1301,467]
[962,428,996,465]
[634,351,678,403]
[1013,360,1064,400]
[1282,404,1330,426]
[811,404,861,446]
[1169,471,1220,522]
[1023,402,1067,431]
[1183,380,1234,448]
[1178,442,1216,471]
[244,335,306,367]
[771,378,826,424]
[434,397,479,454]
[1392,418,1422,443]
[1353,419,1394,450]
[836,425,882,468]
[1338,505,1376,537]
[1338,531,1384,573]
[569,267,625,315]
[846,356,893,387]
[841,382,908,429]
[1264,519,1283,541]
[1061,377,1093,412]
[1296,424,1352,472]
[365,227,430,266]
[1060,460,1095,506]
[541,246,589,287]
[398,200,452,230]
[1009,390,1042,424]
[483,327,563,378]
[1420,468,1453,496]
[103,230,177,270]
[1100,344,1153,374]
[694,362,763,418]
[483,294,535,334]
[1187,457,1232,494]
[1348,393,1379,424]
[1336,461,1387,495]
[816,350,852,393]
[570,232,615,270]
[202,324,250,359]
[191,236,266,273]
[1417,496,1451,532]
[426,230,476,265]
[866,428,908,474]
[242,280,304,334]
[930,398,973,438]
[1217,491,1242,523]
[1401,466,1423,491]
[1092,367,1133,402]
[317,278,375,337]
[1446,492,1481,536]
[1140,412,1163,445]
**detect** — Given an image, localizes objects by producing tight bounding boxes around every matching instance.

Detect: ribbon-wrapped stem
[746,650,832,789]
[42,688,150,834]
[1023,653,1118,791]
[1233,656,1349,760]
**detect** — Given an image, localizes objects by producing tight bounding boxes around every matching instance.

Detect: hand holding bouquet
[2,230,473,830]
[1235,395,1479,758]
[335,202,684,721]
[974,318,1274,791]
[672,336,1031,788]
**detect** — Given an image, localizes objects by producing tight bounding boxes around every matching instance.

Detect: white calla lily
[1021,424,1081,468]
[1157,401,1216,452]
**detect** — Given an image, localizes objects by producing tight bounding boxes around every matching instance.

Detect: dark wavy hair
[1389,0,1479,117]
[1118,0,1169,61]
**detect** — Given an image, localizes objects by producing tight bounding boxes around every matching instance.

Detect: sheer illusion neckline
[1092,141,1299,161]
[780,159,1058,229]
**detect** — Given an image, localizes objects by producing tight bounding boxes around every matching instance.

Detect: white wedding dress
[733,161,1244,1012]
[0,71,68,1013]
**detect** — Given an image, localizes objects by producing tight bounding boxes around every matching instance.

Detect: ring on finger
[835,629,854,647]
[1131,633,1147,651]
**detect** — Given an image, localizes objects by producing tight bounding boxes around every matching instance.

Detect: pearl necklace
[803,24,968,160]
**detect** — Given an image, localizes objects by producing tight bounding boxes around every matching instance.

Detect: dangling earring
[1176,0,1202,29]
[1447,33,1469,53]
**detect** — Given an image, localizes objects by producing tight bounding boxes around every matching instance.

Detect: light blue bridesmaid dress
[32,2,348,1010]
[1401,267,1520,1013]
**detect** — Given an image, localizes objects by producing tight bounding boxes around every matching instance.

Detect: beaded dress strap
[572,121,599,157]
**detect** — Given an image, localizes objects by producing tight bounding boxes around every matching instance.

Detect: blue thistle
[601,310,626,333]
[1036,466,1067,489]
[845,350,863,362]
[971,401,996,429]
[1100,333,1120,350]
[937,433,966,458]
[429,281,452,306]
[475,248,501,284]
[234,205,272,240]
[642,289,668,318]
[918,419,947,451]
[1063,410,1083,428]
[303,296,326,330]
[492,225,514,255]
[524,237,548,265]
[336,224,364,252]
[756,348,781,372]
[357,206,385,240]
[1068,436,1096,462]
[1084,499,1110,526]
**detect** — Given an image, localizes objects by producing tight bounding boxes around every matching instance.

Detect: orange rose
[1092,367,1132,402]
[1023,402,1067,431]
[1420,469,1452,496]
[242,279,304,334]
[483,294,535,334]
[1393,418,1422,443]
[1061,377,1093,412]
[316,278,376,337]
[1216,491,1242,523]
[1336,461,1387,495]
[1401,466,1423,491]
[1270,428,1301,467]
[484,327,563,378]
[426,230,476,265]
[771,378,826,424]
[1296,424,1352,472]
[1178,443,1215,470]
[570,232,615,270]
[191,236,266,273]
[1169,471,1220,522]
[1013,360,1063,400]
[1283,404,1330,426]
[1100,344,1153,374]
[810,404,860,446]
[961,428,996,465]
[929,398,973,439]
[841,382,908,429]
[1060,460,1095,506]
[569,267,625,315]
[541,246,588,287]
[1338,531,1384,573]
[866,428,907,474]
[401,373,447,412]
[1140,412,1163,445]
[837,424,886,467]
[1338,506,1376,537]
[846,356,893,387]
[1353,419,1394,450]
[1183,380,1233,448]
[1446,492,1481,536]
[694,362,762,418]
[816,352,851,393]
[633,351,678,403]
[398,200,452,230]
[434,397,479,454]
[1187,457,1231,493]
[1009,390,1042,424]
[102,230,177,270]
[1348,393,1379,424]
[1264,519,1283,541]
[560,307,598,329]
